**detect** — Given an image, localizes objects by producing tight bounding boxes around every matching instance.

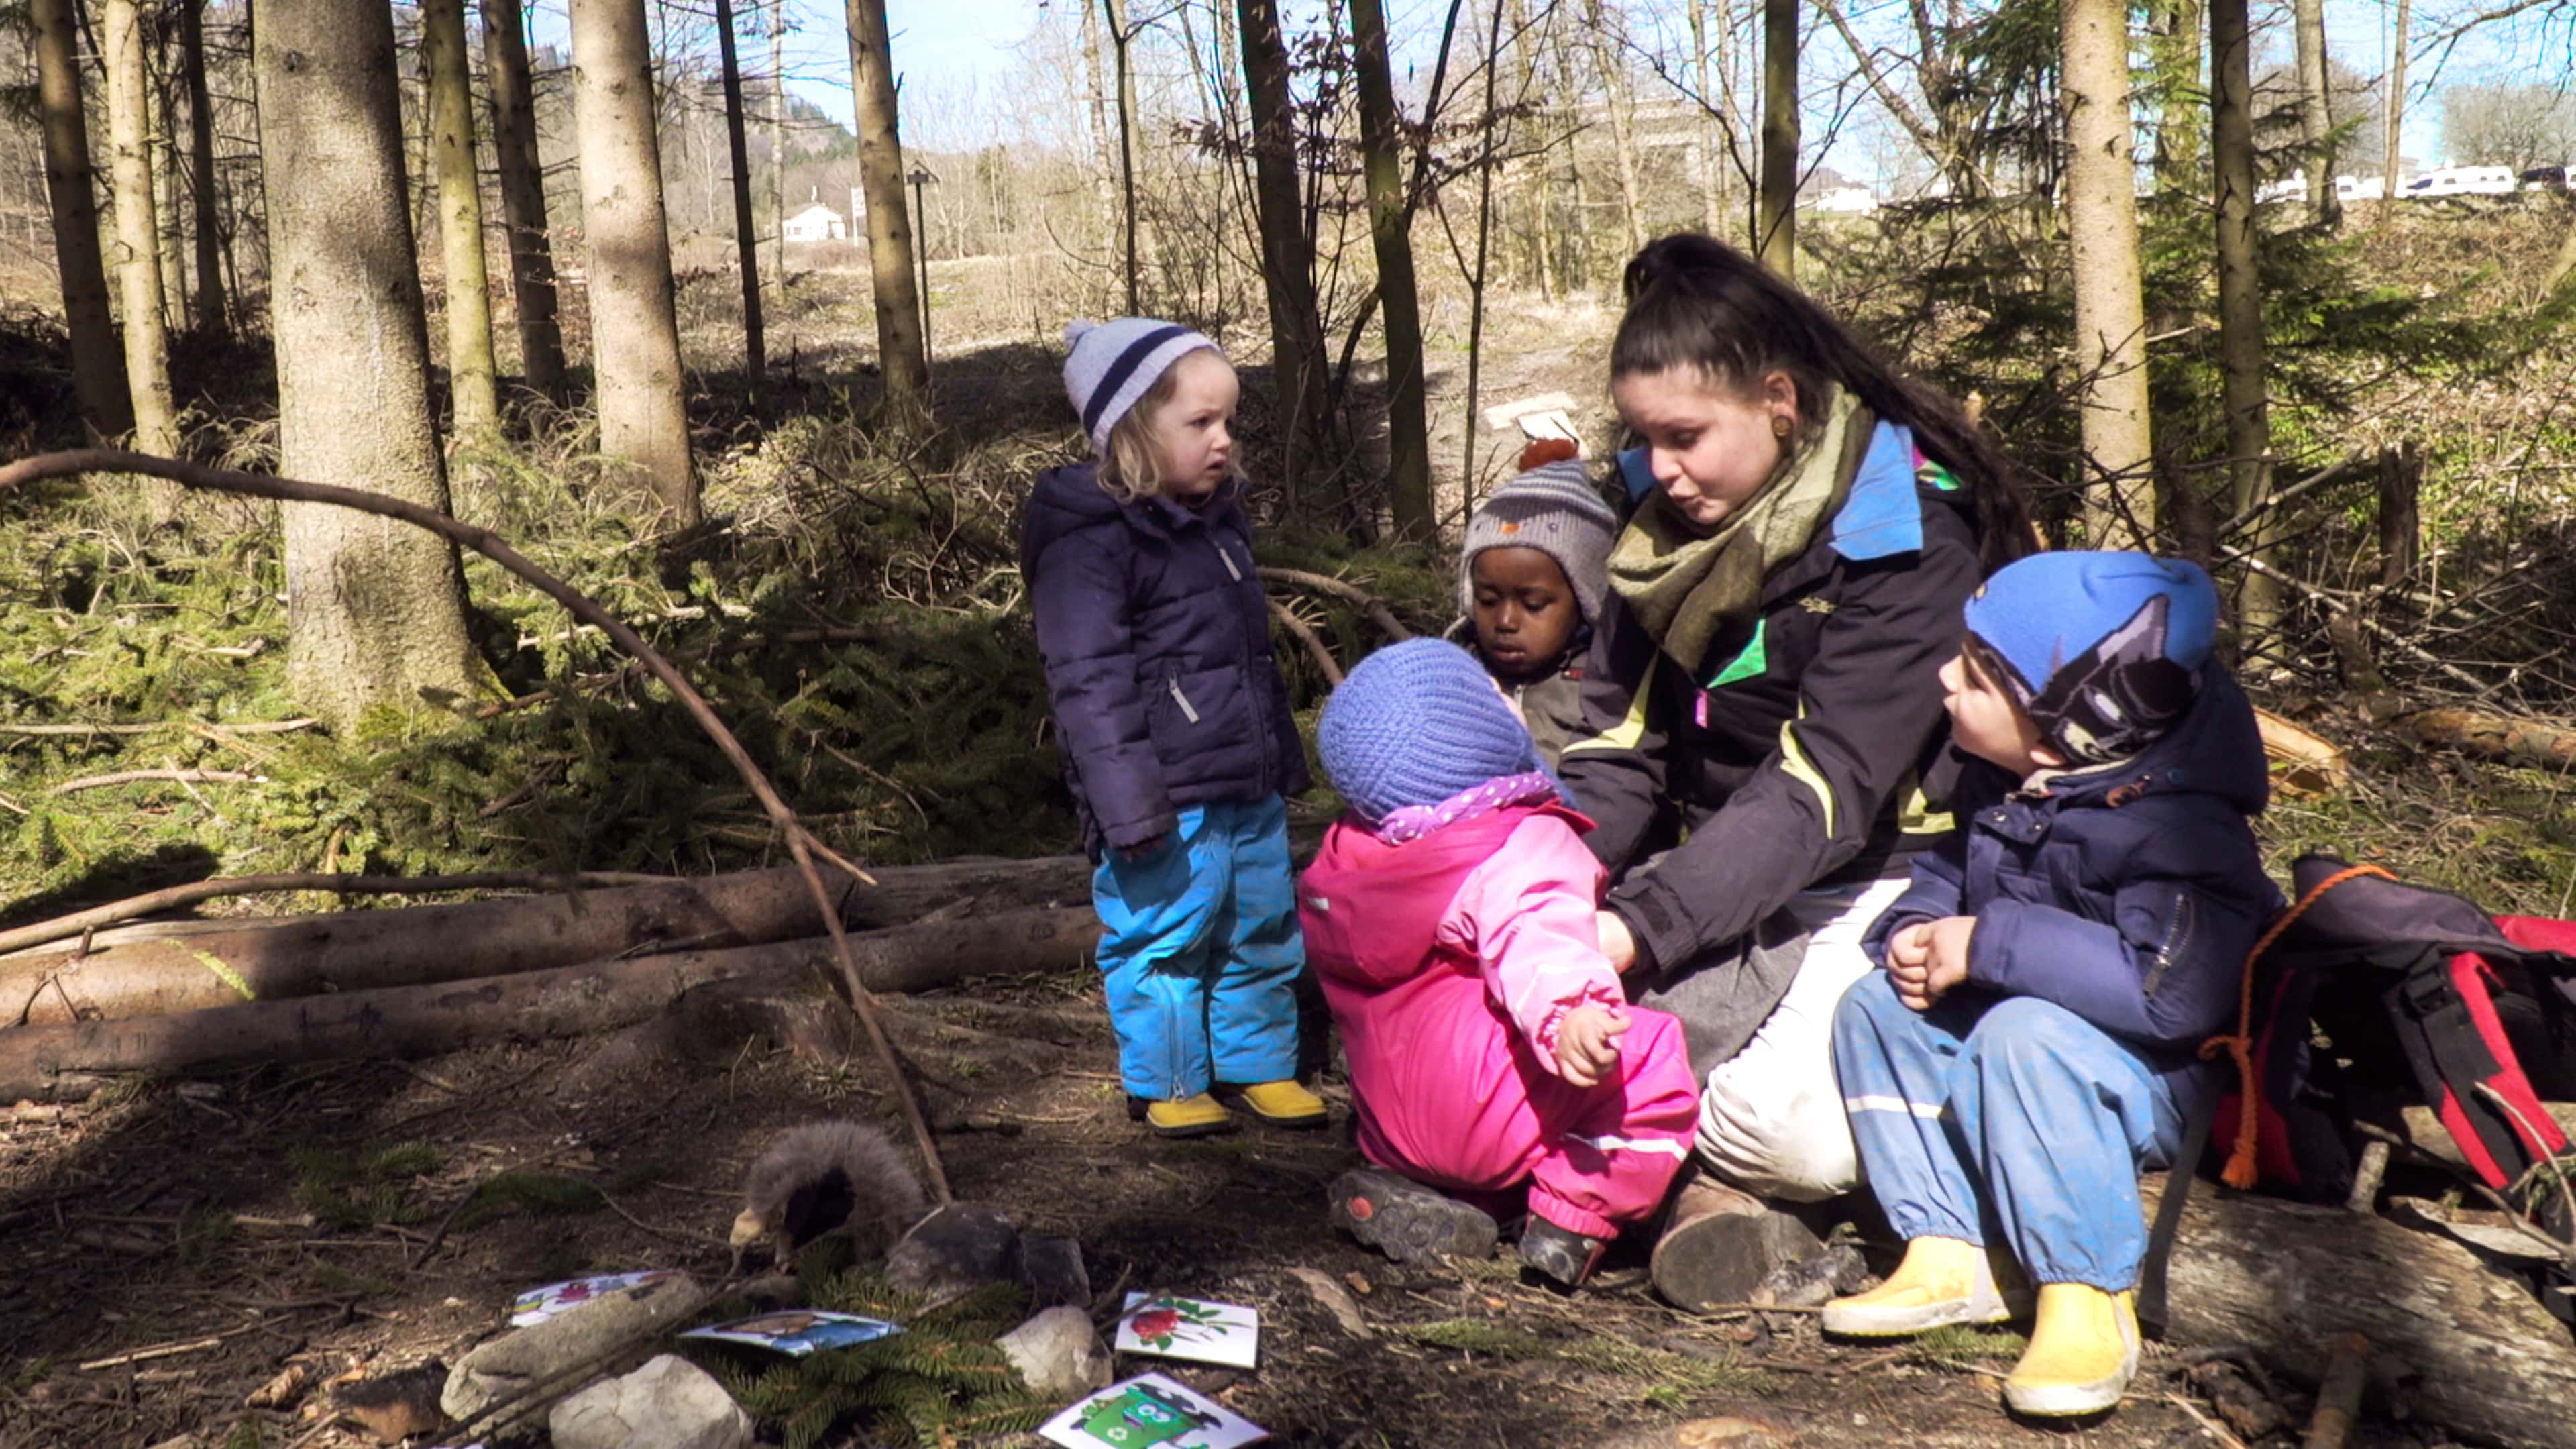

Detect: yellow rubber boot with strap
[1217,1079,1329,1128]
[1823,1236,2026,1337]
[2003,1283,2140,1417]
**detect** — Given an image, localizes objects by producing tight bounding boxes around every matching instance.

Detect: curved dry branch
[1256,565,1416,641]
[0,449,951,1202]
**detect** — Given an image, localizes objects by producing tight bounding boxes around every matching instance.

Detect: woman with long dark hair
[1557,233,2034,1307]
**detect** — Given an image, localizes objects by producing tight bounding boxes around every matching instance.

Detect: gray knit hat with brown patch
[1457,458,1619,628]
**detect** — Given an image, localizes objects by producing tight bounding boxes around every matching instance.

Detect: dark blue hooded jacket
[1020,461,1310,853]
[1862,668,2283,1052]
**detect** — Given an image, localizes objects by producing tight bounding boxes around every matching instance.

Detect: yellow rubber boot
[1218,1079,1329,1128]
[2002,1284,2140,1418]
[1130,1093,1233,1138]
[1822,1236,2021,1337]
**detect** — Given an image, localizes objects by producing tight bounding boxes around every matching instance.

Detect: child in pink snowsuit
[1306,639,1698,1287]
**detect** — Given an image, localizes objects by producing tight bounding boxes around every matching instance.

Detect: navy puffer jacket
[1862,667,2284,1052]
[1020,462,1310,853]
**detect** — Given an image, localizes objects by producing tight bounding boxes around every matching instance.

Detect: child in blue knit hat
[1302,639,1698,1287]
[1823,552,2282,1419]
[1020,319,1324,1138]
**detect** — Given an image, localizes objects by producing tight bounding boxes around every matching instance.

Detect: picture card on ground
[508,1270,684,1326]
[1038,1373,1267,1449]
[678,1311,904,1356]
[1114,1294,1259,1368]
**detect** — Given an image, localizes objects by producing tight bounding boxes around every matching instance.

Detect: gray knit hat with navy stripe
[1063,318,1222,451]
[1458,458,1619,629]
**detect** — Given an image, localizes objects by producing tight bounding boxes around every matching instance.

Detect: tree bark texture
[1102,0,1141,313]
[1350,0,1434,541]
[425,0,500,439]
[148,75,190,336]
[2377,441,2420,586]
[2060,0,2156,543]
[2212,0,2279,633]
[104,0,179,454]
[1757,0,1796,278]
[1587,0,1645,256]
[1236,0,1330,478]
[2291,0,2337,223]
[0,909,1103,1104]
[2381,0,2410,205]
[1688,0,1726,234]
[480,0,567,402]
[2149,0,2205,195]
[844,0,929,407]
[180,0,227,338]
[254,0,486,733]
[2141,1174,2576,1449]
[570,0,698,520]
[714,0,766,380]
[32,0,133,437]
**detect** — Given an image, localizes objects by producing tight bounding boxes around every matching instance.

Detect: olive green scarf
[1607,389,1870,676]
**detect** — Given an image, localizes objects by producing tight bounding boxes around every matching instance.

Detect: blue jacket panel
[1020,462,1310,853]
[1863,669,2283,1051]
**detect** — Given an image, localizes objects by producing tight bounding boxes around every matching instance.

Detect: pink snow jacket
[1301,802,1629,1086]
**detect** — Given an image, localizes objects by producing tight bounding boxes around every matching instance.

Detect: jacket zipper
[1168,676,1201,724]
[1214,538,1243,581]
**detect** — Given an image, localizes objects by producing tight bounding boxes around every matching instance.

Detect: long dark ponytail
[1613,234,2036,571]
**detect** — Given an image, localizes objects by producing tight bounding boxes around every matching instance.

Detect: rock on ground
[996,1305,1114,1398]
[549,1354,752,1449]
[439,1272,704,1427]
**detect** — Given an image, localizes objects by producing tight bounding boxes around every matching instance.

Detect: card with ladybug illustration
[1112,1293,1260,1368]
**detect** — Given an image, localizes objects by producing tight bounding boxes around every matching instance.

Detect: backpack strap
[2201,864,2396,1189]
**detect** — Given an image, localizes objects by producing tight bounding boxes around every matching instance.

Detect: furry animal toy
[729,1120,930,1268]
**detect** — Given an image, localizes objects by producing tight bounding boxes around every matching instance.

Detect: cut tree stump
[0,855,1096,1027]
[0,906,1101,1101]
[2145,1173,2576,1449]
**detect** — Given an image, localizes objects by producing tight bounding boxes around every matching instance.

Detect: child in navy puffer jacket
[1021,319,1325,1139]
[1823,553,2280,1421]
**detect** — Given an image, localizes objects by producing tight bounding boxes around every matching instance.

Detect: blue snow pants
[1831,970,2216,1291]
[1090,795,1303,1101]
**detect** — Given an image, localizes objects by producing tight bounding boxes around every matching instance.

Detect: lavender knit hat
[1062,318,1221,452]
[1320,639,1552,824]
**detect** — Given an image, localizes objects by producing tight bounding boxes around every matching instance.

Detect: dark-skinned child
[1457,439,1620,769]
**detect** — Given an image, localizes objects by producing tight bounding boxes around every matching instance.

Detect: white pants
[1695,875,1911,1202]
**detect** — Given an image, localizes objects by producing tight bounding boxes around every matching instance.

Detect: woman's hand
[1890,916,1974,1010]
[1595,910,1639,974]
[1554,1005,1631,1087]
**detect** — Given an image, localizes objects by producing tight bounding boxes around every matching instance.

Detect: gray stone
[996,1307,1114,1399]
[1018,1234,1091,1309]
[439,1272,702,1428]
[549,1354,751,1449]
[884,1203,1020,1303]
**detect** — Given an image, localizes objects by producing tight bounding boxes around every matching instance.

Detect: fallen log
[0,855,1097,1027]
[2145,1173,2576,1449]
[0,906,1101,1102]
[2410,707,2576,772]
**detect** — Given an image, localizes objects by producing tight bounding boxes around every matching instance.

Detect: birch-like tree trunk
[2292,0,2337,223]
[32,0,133,437]
[715,0,765,380]
[2061,0,2155,542]
[424,0,499,439]
[1587,0,1645,256]
[1350,0,1433,539]
[570,0,699,520]
[1237,0,1330,478]
[2212,0,2278,631]
[1757,0,1796,277]
[769,7,788,294]
[481,0,566,401]
[1688,0,1726,235]
[254,0,486,732]
[845,0,928,406]
[180,0,227,338]
[2380,0,2410,206]
[1101,0,1142,312]
[105,0,178,453]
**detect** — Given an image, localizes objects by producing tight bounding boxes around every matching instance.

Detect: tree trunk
[148,68,191,336]
[1460,0,1509,497]
[844,0,929,408]
[2212,0,2278,634]
[714,0,766,381]
[570,0,699,520]
[2381,0,2410,205]
[1102,0,1142,313]
[2377,441,2419,586]
[1350,0,1434,541]
[104,0,179,455]
[0,910,1104,1105]
[1238,0,1330,481]
[2148,0,2204,197]
[481,0,566,402]
[1688,0,1727,235]
[180,0,227,338]
[1756,0,1796,277]
[1587,0,1645,256]
[2061,0,2155,544]
[2291,0,2337,223]
[770,6,788,300]
[254,0,486,733]
[32,0,133,437]
[2547,211,2576,295]
[425,0,500,441]
[2140,1174,2576,1449]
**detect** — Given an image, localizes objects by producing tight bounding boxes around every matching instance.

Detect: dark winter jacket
[1861,668,2284,1051]
[1562,423,1985,979]
[1020,461,1310,854]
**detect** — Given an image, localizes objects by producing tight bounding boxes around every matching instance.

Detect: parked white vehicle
[1811,186,1880,215]
[2336,174,2396,200]
[2405,166,2518,197]
[2256,172,2309,204]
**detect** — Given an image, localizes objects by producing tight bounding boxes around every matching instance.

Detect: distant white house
[783,203,847,242]
[1811,185,1879,215]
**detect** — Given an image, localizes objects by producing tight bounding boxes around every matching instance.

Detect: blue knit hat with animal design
[1962,551,2220,765]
